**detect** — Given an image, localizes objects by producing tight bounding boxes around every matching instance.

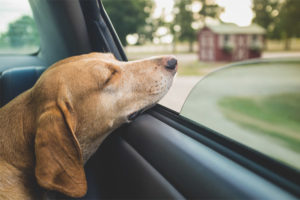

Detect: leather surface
[0,66,46,106]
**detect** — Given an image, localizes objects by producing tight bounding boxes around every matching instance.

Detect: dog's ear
[34,98,87,198]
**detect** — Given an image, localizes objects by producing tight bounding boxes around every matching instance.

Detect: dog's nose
[165,57,178,70]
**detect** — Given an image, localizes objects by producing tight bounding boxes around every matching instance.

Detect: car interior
[0,0,299,199]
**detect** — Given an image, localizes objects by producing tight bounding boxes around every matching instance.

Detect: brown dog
[0,52,177,199]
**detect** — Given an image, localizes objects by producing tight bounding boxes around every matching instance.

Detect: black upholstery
[0,66,46,107]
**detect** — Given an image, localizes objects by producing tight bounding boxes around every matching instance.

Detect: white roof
[204,23,266,35]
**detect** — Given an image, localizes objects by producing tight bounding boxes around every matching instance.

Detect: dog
[0,52,177,199]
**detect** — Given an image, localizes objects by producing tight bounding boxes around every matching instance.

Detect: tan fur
[0,52,177,199]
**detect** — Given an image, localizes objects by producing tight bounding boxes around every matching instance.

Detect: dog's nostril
[165,58,177,70]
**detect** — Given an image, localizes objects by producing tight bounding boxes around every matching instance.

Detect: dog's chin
[126,78,174,123]
[127,104,156,122]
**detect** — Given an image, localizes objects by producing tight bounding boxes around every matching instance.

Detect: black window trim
[148,104,300,197]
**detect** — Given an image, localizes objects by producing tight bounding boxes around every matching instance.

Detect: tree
[6,15,39,48]
[252,0,281,39]
[102,0,153,46]
[198,0,223,25]
[0,33,9,47]
[172,0,223,52]
[277,0,300,49]
[252,0,300,50]
[173,0,195,52]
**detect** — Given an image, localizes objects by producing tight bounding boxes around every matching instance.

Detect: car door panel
[81,113,296,199]
[83,130,184,199]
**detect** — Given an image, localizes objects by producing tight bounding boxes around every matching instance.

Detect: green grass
[177,60,226,76]
[219,93,300,153]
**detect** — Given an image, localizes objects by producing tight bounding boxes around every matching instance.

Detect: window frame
[148,104,300,196]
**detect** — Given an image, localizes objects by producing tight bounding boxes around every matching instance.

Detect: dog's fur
[0,52,176,199]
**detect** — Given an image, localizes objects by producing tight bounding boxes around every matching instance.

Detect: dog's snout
[165,57,177,70]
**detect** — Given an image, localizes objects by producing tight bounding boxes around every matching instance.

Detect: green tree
[7,15,39,48]
[253,0,300,50]
[277,0,300,49]
[102,0,153,46]
[0,33,9,47]
[173,0,194,52]
[198,0,223,25]
[252,0,281,39]
[172,0,223,52]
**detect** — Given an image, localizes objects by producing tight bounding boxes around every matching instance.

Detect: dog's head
[32,52,177,197]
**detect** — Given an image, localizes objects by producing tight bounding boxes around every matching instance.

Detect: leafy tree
[277,0,300,49]
[253,0,300,50]
[198,0,223,25]
[172,0,223,52]
[173,0,194,52]
[7,15,39,48]
[0,33,9,46]
[102,0,153,46]
[252,0,281,39]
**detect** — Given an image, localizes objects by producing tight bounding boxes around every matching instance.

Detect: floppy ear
[34,99,87,198]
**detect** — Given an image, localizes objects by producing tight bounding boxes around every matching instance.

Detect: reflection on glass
[181,59,300,170]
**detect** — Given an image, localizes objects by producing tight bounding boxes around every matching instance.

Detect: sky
[0,0,254,33]
[216,0,253,26]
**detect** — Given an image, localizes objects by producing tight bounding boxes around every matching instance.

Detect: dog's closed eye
[103,68,117,86]
[92,64,120,89]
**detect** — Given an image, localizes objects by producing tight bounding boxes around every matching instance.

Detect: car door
[75,0,300,199]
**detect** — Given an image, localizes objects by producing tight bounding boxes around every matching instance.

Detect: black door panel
[82,114,296,199]
[83,132,184,199]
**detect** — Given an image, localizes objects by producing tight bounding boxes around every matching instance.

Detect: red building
[198,23,266,61]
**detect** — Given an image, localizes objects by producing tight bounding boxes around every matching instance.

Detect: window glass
[0,0,40,54]
[181,59,300,170]
[103,0,300,170]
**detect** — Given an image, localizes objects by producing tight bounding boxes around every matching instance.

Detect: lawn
[176,60,226,76]
[219,93,300,154]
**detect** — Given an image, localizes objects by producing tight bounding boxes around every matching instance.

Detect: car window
[0,0,40,54]
[103,0,300,171]
[181,59,300,170]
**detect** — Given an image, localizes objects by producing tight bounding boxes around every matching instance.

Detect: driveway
[159,75,202,112]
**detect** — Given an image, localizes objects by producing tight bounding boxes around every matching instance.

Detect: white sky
[216,0,253,26]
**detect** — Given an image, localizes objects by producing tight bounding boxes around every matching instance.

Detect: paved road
[159,76,202,112]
